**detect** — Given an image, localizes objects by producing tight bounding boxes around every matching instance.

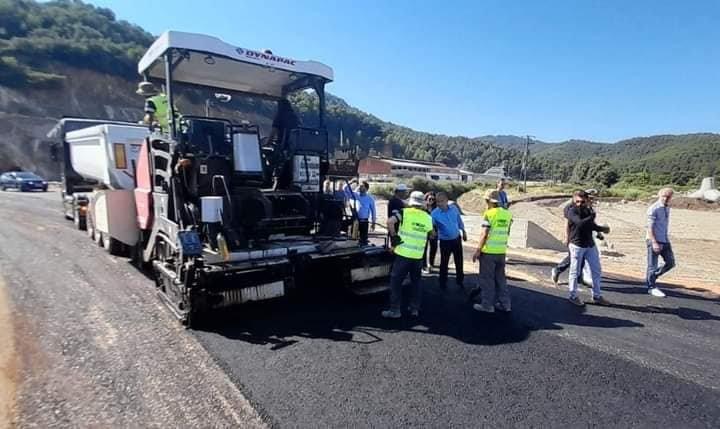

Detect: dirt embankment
[507,199,720,291]
[0,66,142,179]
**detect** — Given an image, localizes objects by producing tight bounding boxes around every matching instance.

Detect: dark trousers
[422,237,438,268]
[388,255,423,313]
[358,220,369,245]
[478,253,510,310]
[646,240,675,288]
[439,236,464,288]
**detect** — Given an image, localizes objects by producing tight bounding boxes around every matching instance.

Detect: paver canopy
[138,31,334,98]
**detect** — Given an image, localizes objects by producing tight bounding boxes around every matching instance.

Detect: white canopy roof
[138,31,334,98]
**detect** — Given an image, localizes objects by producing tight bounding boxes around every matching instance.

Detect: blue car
[0,171,48,192]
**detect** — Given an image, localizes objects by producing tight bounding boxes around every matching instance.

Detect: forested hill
[1,0,719,185]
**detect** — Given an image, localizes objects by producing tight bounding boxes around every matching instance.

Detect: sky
[86,0,720,142]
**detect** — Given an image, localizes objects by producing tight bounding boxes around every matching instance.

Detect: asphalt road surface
[2,189,719,428]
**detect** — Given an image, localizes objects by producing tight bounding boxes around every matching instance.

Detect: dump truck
[48,118,149,231]
[50,31,392,327]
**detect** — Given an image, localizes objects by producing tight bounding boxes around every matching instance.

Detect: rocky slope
[0,66,141,178]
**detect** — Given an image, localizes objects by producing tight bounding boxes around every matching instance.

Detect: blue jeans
[556,252,585,278]
[646,240,675,288]
[568,244,602,298]
[388,255,423,313]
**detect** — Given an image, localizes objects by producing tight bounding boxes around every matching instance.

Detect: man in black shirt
[552,189,600,285]
[565,190,610,307]
[387,183,408,218]
[268,99,300,144]
[266,99,301,189]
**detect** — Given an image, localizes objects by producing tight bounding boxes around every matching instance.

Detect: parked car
[0,171,48,192]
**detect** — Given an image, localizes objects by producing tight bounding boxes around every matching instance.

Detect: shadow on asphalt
[601,281,720,304]
[197,273,644,348]
[508,258,718,306]
[506,258,556,268]
[601,277,646,287]
[601,302,720,322]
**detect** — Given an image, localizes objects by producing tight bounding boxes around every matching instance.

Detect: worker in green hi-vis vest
[383,191,435,319]
[471,189,514,314]
[136,81,179,134]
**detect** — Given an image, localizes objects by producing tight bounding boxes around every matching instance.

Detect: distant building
[473,165,512,183]
[483,165,507,177]
[358,156,474,183]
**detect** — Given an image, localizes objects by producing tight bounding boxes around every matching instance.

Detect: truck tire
[184,310,201,330]
[131,245,151,271]
[73,208,87,231]
[103,235,123,256]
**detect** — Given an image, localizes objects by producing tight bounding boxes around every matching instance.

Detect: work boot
[408,308,420,317]
[550,268,559,285]
[473,303,495,313]
[381,310,401,319]
[568,296,585,307]
[591,295,611,306]
[467,287,481,303]
[494,303,512,313]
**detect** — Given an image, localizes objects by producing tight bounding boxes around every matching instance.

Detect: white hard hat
[136,81,159,97]
[408,191,425,207]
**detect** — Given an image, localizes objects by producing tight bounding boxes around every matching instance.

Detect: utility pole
[522,135,535,193]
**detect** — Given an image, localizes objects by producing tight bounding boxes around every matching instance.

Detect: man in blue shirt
[431,192,467,290]
[343,178,358,202]
[346,181,376,245]
[496,178,510,209]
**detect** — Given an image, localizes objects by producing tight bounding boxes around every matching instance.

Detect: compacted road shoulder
[0,190,265,428]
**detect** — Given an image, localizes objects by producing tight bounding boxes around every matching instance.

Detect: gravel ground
[0,275,17,428]
[0,190,266,428]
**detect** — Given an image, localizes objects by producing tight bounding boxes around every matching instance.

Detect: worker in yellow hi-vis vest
[471,189,513,313]
[137,81,180,133]
[384,191,435,319]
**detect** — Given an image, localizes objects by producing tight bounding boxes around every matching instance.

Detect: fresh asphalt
[3,189,719,427]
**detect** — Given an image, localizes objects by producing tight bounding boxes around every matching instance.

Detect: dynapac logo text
[236,48,296,66]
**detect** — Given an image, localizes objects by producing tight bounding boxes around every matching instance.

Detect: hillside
[0,0,718,186]
[528,134,720,185]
